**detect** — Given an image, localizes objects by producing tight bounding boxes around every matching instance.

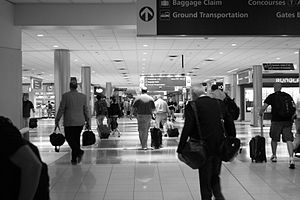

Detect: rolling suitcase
[249,116,267,162]
[98,124,110,139]
[150,127,162,149]
[29,118,38,128]
[167,128,179,137]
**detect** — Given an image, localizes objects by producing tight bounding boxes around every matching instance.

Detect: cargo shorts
[270,121,294,142]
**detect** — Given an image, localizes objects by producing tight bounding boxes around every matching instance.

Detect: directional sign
[137,0,157,36]
[139,6,154,22]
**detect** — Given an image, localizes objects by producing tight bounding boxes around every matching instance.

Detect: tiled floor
[30,115,300,200]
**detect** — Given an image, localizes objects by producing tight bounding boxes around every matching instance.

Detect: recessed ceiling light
[193,67,200,69]
[37,34,44,37]
[168,55,179,58]
[113,59,123,63]
[294,51,299,54]
[219,52,223,54]
[143,52,147,55]
[74,59,78,62]
[276,57,280,60]
[53,45,59,48]
[118,67,126,70]
[204,58,215,62]
[143,44,148,47]
[231,43,237,46]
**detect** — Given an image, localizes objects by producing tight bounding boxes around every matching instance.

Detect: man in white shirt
[154,95,170,135]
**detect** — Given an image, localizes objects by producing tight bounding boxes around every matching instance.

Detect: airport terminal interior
[1,0,300,200]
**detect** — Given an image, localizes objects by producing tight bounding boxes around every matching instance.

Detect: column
[252,65,263,127]
[299,49,300,92]
[81,66,91,125]
[0,1,22,128]
[54,49,70,114]
[106,82,112,98]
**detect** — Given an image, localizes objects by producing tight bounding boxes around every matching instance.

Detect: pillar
[54,49,70,115]
[81,66,91,125]
[252,65,263,127]
[0,1,22,128]
[299,49,300,92]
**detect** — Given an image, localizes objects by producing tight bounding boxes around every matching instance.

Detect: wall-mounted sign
[138,0,300,36]
[140,75,191,90]
[263,63,295,70]
[264,77,299,83]
[30,77,43,90]
[114,88,127,91]
[237,69,253,85]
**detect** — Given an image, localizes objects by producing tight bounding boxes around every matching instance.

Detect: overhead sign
[138,0,300,36]
[263,63,295,70]
[140,75,191,90]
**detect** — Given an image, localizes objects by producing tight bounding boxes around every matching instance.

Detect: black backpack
[274,92,296,120]
[26,141,50,200]
[223,93,240,120]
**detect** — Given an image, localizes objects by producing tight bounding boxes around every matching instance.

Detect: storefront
[238,71,299,121]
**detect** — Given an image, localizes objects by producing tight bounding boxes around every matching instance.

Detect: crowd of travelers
[4,79,300,199]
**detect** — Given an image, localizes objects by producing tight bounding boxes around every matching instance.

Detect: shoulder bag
[49,126,65,152]
[178,101,207,169]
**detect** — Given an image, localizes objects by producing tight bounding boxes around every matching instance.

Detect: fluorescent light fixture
[74,59,78,62]
[276,57,280,60]
[219,52,223,54]
[231,43,237,46]
[37,34,44,37]
[294,51,299,54]
[143,44,148,47]
[143,52,147,55]
[53,45,59,48]
[227,68,239,73]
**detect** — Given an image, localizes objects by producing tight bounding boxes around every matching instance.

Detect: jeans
[198,156,225,200]
[65,126,84,162]
[137,114,152,148]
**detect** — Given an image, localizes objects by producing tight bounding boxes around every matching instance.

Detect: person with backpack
[210,85,237,137]
[0,116,49,200]
[94,94,108,126]
[259,82,296,169]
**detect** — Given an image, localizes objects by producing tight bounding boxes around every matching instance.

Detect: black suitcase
[82,130,96,146]
[150,127,162,149]
[98,125,110,139]
[29,118,38,128]
[167,128,179,137]
[249,116,267,162]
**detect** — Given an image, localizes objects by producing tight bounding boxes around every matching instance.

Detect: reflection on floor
[30,115,300,200]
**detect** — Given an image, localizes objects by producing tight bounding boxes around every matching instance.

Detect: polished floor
[30,114,300,200]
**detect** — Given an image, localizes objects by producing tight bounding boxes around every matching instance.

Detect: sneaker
[270,155,277,162]
[289,160,295,169]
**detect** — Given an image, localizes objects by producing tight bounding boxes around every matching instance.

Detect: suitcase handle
[260,114,264,137]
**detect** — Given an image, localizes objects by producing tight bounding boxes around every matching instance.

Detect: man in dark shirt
[167,97,177,121]
[132,87,155,150]
[177,85,225,200]
[259,82,295,169]
[22,93,35,140]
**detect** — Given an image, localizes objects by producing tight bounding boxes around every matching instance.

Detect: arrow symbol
[141,8,152,21]
[140,6,154,22]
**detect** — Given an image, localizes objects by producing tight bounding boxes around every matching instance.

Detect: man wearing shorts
[259,82,295,169]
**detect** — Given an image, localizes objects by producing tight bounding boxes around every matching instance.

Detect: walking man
[132,87,155,150]
[259,82,295,169]
[55,77,90,165]
[154,95,169,135]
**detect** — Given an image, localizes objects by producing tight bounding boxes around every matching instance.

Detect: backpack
[274,92,296,120]
[26,141,50,200]
[223,93,240,120]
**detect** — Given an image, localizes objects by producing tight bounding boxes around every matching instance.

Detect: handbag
[49,126,65,152]
[82,129,96,146]
[178,102,207,169]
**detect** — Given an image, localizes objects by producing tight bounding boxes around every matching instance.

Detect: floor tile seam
[50,164,72,190]
[100,164,114,200]
[222,163,256,200]
[249,166,288,200]
[72,164,93,200]
[177,163,196,200]
[262,161,300,188]
[156,163,165,200]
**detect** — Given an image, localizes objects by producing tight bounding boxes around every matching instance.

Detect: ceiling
[15,0,300,88]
